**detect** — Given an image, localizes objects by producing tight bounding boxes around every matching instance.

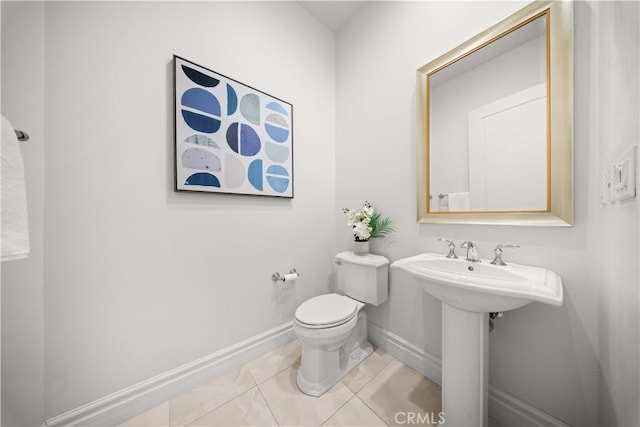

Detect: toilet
[293,251,389,396]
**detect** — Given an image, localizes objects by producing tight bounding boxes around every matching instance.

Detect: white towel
[1,115,30,261]
[438,196,448,212]
[448,192,470,212]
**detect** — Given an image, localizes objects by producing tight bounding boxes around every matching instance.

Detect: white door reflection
[468,84,547,212]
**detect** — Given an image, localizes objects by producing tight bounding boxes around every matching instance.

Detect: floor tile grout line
[250,360,297,386]
[243,342,303,426]
[321,393,390,427]
[363,351,396,426]
[352,358,414,427]
[182,384,263,427]
[342,350,396,396]
[255,384,281,427]
[323,349,396,413]
[246,342,302,386]
[353,392,391,427]
[320,350,399,427]
[245,356,284,426]
[318,390,357,427]
[172,367,260,427]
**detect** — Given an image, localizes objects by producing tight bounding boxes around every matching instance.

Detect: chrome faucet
[437,238,458,259]
[460,241,480,262]
[490,244,519,266]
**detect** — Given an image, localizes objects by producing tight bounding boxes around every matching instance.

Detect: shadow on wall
[489,291,598,425]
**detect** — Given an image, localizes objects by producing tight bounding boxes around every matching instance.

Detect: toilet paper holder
[272,268,299,282]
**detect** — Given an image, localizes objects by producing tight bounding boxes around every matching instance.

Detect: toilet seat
[295,293,358,329]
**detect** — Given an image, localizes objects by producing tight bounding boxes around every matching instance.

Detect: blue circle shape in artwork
[184,172,221,187]
[240,124,261,156]
[266,102,289,116]
[181,111,221,133]
[181,88,221,133]
[181,88,221,116]
[182,148,221,172]
[266,165,290,193]
[226,122,261,156]
[265,123,289,143]
[265,113,290,143]
[182,65,220,87]
[265,142,289,163]
[227,84,238,115]
[226,123,239,153]
[184,134,219,149]
[248,159,263,191]
[240,94,260,125]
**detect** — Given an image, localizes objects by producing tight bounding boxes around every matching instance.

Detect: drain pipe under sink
[489,311,503,333]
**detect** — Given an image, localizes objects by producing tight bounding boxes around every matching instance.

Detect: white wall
[1,2,46,426]
[37,0,336,419]
[336,2,636,426]
[594,2,640,425]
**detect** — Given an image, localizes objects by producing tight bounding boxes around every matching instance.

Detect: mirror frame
[417,0,573,226]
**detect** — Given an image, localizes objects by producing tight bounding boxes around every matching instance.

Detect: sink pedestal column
[441,303,488,427]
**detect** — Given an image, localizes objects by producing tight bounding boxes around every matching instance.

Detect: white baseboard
[42,319,568,427]
[367,322,569,427]
[367,321,442,385]
[43,321,295,427]
[488,387,570,427]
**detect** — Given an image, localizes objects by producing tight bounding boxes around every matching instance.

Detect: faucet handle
[491,244,519,266]
[496,244,519,250]
[437,238,458,259]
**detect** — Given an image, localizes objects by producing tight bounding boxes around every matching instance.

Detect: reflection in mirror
[417,0,573,226]
[429,13,548,213]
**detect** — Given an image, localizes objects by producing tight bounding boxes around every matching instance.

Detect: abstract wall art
[173,55,293,198]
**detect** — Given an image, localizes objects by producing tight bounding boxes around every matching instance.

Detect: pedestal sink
[391,252,563,427]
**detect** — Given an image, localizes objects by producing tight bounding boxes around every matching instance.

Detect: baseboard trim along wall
[367,321,443,385]
[43,319,568,427]
[42,322,296,427]
[367,322,570,427]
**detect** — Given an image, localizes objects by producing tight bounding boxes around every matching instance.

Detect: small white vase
[353,240,369,255]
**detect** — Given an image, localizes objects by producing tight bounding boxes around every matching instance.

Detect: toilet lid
[295,294,358,328]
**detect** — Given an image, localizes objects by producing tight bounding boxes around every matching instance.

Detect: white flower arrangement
[343,201,395,242]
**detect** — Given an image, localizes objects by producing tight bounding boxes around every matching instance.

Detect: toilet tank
[335,251,389,306]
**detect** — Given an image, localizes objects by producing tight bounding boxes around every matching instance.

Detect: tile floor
[121,339,442,427]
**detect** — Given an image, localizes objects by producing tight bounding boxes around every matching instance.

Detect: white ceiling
[297,1,368,33]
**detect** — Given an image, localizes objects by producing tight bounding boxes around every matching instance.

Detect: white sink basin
[391,252,563,312]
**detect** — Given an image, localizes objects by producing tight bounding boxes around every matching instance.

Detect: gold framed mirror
[417,0,573,226]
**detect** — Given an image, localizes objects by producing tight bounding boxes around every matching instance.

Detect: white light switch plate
[614,145,637,201]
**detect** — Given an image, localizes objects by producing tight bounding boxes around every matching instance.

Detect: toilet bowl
[293,252,389,396]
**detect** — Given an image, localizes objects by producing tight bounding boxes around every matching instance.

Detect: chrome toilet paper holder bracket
[272,268,299,282]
